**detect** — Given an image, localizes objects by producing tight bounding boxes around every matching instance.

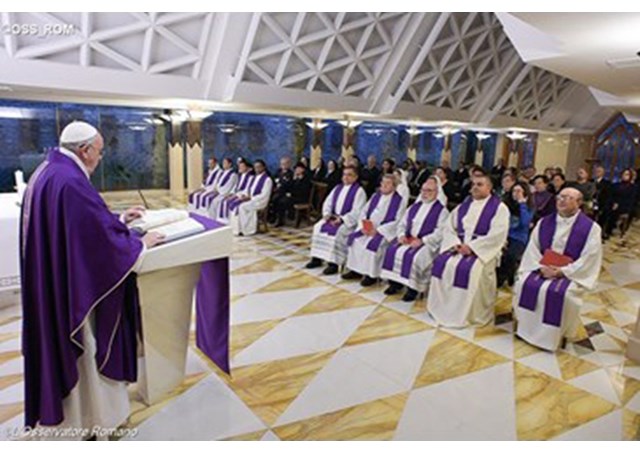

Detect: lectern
[135,221,232,404]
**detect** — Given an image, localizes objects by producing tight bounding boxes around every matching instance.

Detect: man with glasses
[427,174,509,327]
[20,121,165,437]
[513,187,602,351]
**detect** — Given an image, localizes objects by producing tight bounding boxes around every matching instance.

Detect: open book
[129,209,205,242]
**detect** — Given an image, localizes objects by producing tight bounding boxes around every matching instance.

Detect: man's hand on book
[540,265,564,279]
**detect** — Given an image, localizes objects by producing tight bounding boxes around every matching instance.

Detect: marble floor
[1,199,640,440]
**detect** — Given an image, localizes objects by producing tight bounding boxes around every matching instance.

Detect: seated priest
[188,157,221,211]
[272,162,312,227]
[342,174,406,286]
[201,157,237,217]
[381,176,449,302]
[306,165,367,275]
[215,159,254,224]
[427,174,509,327]
[229,159,273,236]
[513,187,602,351]
[20,121,165,438]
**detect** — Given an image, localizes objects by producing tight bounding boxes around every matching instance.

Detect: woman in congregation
[324,159,342,194]
[496,181,534,288]
[531,174,556,224]
[607,168,637,238]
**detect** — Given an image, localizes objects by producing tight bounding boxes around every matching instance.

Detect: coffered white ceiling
[0,12,616,131]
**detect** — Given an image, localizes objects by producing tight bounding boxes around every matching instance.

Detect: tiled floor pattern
[1,196,639,440]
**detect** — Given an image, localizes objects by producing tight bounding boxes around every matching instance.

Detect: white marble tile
[440,326,476,342]
[394,363,517,440]
[382,301,415,316]
[409,310,438,328]
[0,337,20,353]
[184,347,211,376]
[516,351,562,379]
[590,334,624,352]
[569,369,621,405]
[608,309,638,327]
[0,357,23,376]
[601,323,628,342]
[230,271,292,296]
[229,257,263,272]
[230,287,328,325]
[474,333,514,360]
[607,261,640,286]
[0,414,24,441]
[0,381,23,405]
[357,289,388,304]
[622,366,640,381]
[260,430,280,441]
[232,306,375,367]
[341,331,435,389]
[593,351,627,367]
[274,346,406,426]
[553,410,623,441]
[627,391,640,413]
[129,373,265,441]
[0,320,21,335]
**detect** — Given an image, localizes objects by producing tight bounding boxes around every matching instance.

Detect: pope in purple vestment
[20,122,164,432]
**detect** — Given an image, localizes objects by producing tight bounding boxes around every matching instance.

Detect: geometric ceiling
[0,12,612,132]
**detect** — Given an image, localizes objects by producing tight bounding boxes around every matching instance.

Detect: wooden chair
[257,207,269,233]
[293,184,317,228]
[311,182,328,221]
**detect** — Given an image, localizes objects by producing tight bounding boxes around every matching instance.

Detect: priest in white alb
[513,187,602,351]
[305,165,366,275]
[342,174,406,286]
[229,159,273,236]
[188,157,221,211]
[381,176,449,302]
[215,159,254,224]
[428,174,509,327]
[202,157,237,218]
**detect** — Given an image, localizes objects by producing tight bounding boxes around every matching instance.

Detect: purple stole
[200,170,236,209]
[347,191,403,252]
[431,195,501,289]
[228,173,268,214]
[189,167,221,207]
[250,172,269,196]
[219,173,253,218]
[319,184,360,236]
[518,212,593,326]
[204,167,221,186]
[382,200,444,278]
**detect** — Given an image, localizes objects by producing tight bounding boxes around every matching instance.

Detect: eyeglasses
[556,194,577,201]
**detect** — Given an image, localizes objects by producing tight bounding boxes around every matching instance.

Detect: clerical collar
[557,211,580,224]
[58,147,90,180]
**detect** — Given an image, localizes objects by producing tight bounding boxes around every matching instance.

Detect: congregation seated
[268,156,294,223]
[360,155,381,198]
[427,174,509,327]
[532,175,556,224]
[324,159,342,194]
[197,157,237,217]
[188,157,221,211]
[381,177,448,302]
[342,174,406,286]
[272,163,312,227]
[513,187,602,351]
[306,165,367,275]
[229,159,273,236]
[394,168,410,210]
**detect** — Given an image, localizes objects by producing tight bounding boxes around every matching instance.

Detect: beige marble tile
[0,402,22,424]
[623,409,640,440]
[0,351,21,366]
[273,393,408,440]
[556,351,600,381]
[344,306,431,347]
[231,257,293,275]
[231,319,283,357]
[255,271,327,293]
[0,373,22,392]
[0,316,20,328]
[222,429,269,441]
[293,288,374,316]
[515,362,616,440]
[0,332,20,344]
[474,324,511,342]
[226,351,335,426]
[582,307,619,326]
[414,330,508,388]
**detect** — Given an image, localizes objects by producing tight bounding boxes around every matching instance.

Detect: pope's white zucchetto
[59,121,98,145]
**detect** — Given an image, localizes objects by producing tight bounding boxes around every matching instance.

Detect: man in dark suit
[273,163,312,227]
[592,164,612,238]
[409,160,430,196]
[360,154,380,198]
[268,156,294,223]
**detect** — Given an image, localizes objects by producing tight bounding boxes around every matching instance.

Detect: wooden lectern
[135,225,232,404]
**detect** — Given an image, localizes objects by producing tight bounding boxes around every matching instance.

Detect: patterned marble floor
[1,205,640,440]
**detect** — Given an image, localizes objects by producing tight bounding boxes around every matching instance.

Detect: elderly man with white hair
[20,121,165,438]
[342,174,406,286]
[513,187,602,351]
[381,176,448,302]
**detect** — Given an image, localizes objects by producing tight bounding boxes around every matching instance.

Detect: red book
[540,249,574,267]
[362,219,374,234]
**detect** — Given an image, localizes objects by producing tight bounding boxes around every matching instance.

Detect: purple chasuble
[21,149,143,428]
[347,191,402,252]
[382,200,444,278]
[431,195,501,289]
[518,212,593,326]
[319,184,360,236]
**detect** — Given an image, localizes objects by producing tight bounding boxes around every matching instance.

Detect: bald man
[20,122,164,437]
[513,187,602,351]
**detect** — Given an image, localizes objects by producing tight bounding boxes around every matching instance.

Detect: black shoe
[306,258,323,269]
[384,282,403,295]
[342,270,362,280]
[323,263,339,275]
[402,289,418,302]
[361,276,377,287]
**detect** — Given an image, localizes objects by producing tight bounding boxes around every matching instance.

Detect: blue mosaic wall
[201,112,308,175]
[465,131,498,169]
[594,114,639,182]
[0,98,170,192]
